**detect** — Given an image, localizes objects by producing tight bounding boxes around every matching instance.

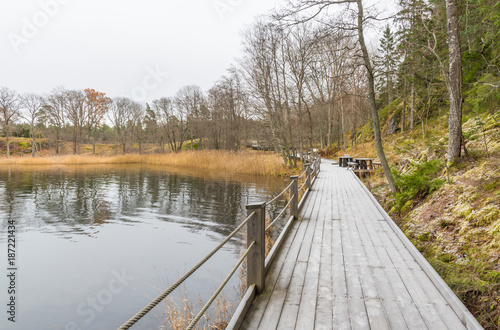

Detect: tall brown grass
[0,150,289,176]
[154,283,233,330]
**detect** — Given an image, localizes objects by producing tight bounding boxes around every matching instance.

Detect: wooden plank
[227,284,256,330]
[250,261,295,330]
[345,171,438,329]
[331,219,351,330]
[276,261,307,329]
[379,221,466,329]
[344,182,429,330]
[374,221,450,329]
[343,172,412,330]
[340,173,391,330]
[240,189,316,329]
[246,180,322,329]
[338,176,370,330]
[295,171,329,328]
[314,219,333,330]
[296,239,323,328]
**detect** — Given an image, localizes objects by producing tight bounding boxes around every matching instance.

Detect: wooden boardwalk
[234,159,482,330]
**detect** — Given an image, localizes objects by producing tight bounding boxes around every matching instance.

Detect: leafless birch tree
[0,87,21,158]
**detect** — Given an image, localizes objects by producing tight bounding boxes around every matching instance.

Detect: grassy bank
[351,112,500,329]
[0,150,290,176]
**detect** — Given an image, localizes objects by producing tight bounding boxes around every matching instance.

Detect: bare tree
[241,20,297,166]
[45,87,67,155]
[21,93,44,157]
[0,87,21,158]
[109,97,135,153]
[284,22,316,150]
[129,102,145,153]
[152,97,185,152]
[207,67,249,150]
[174,85,205,150]
[276,0,398,193]
[65,90,86,154]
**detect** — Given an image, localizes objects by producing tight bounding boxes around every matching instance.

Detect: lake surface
[0,164,290,329]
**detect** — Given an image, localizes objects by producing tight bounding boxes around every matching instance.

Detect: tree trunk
[327,102,332,147]
[356,0,397,193]
[77,127,81,154]
[56,128,61,155]
[6,125,10,158]
[73,130,77,155]
[445,0,463,162]
[402,77,407,133]
[410,76,415,130]
[32,127,36,157]
[340,96,345,151]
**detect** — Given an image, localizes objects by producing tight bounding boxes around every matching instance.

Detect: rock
[389,112,401,135]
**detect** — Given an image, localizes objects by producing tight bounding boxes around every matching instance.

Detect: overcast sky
[0,0,282,102]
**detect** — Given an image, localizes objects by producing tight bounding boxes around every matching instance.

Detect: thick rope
[186,241,255,330]
[266,181,293,206]
[299,181,307,191]
[298,169,307,179]
[118,211,256,330]
[265,195,294,232]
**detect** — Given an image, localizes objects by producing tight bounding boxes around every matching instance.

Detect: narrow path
[236,159,481,330]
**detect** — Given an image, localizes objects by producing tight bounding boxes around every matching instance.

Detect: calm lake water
[0,164,289,330]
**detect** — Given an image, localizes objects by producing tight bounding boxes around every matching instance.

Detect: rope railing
[119,152,322,330]
[299,181,307,191]
[186,241,256,330]
[118,211,256,330]
[266,181,293,206]
[265,195,294,232]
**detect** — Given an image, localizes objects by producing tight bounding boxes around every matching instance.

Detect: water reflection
[0,165,287,240]
[0,164,289,329]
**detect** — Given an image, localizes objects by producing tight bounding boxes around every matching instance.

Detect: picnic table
[354,158,374,170]
[338,155,353,167]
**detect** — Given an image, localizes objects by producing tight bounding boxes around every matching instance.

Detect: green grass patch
[393,159,445,214]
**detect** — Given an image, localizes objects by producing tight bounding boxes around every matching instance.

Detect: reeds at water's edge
[0,150,289,176]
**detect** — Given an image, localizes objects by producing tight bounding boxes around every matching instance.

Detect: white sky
[0,0,281,102]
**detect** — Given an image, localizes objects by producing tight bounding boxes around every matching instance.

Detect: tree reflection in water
[0,165,288,239]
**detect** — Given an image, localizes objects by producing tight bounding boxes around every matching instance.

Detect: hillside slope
[354,111,500,328]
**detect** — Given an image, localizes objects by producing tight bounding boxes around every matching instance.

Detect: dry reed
[154,279,233,330]
[0,150,288,176]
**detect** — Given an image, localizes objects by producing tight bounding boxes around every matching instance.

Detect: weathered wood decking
[234,159,482,330]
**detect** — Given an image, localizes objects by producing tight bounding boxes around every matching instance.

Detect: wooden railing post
[246,202,266,294]
[305,163,312,190]
[311,157,316,177]
[290,175,299,219]
[314,155,320,177]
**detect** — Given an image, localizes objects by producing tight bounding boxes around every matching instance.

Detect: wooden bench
[347,161,358,170]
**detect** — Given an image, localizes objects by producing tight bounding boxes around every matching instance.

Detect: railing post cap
[246,202,266,210]
[290,175,299,179]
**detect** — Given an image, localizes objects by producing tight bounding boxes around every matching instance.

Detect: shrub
[393,159,445,213]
